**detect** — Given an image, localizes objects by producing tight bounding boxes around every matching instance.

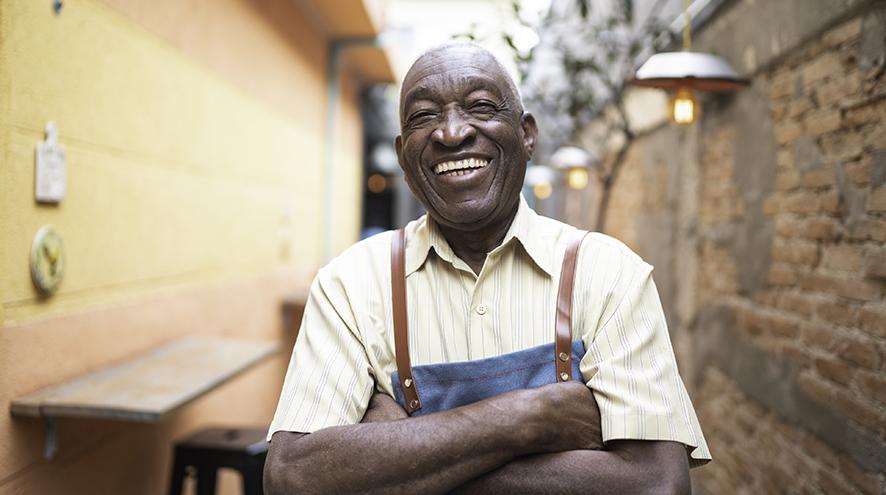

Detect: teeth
[434,158,489,175]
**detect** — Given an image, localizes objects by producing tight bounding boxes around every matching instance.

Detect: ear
[395,135,405,172]
[520,113,538,160]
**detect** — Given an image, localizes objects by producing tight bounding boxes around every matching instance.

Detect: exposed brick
[781,343,812,366]
[778,291,814,316]
[770,313,802,338]
[834,278,882,302]
[864,122,886,149]
[822,18,862,47]
[836,335,880,369]
[815,356,855,386]
[857,372,886,406]
[781,190,838,215]
[803,218,839,241]
[849,217,886,242]
[771,100,790,120]
[775,120,803,145]
[763,195,783,216]
[845,98,886,128]
[837,456,881,495]
[777,148,795,170]
[867,186,886,213]
[768,264,799,286]
[804,322,835,351]
[787,97,815,119]
[799,272,834,292]
[834,390,883,433]
[800,167,835,187]
[819,189,840,213]
[771,239,820,265]
[821,131,864,162]
[798,371,837,403]
[857,305,886,338]
[818,468,859,495]
[821,244,865,271]
[801,434,839,469]
[769,69,794,100]
[844,158,871,186]
[806,109,843,136]
[802,52,842,86]
[815,300,858,326]
[865,250,886,280]
[815,72,862,108]
[775,170,801,191]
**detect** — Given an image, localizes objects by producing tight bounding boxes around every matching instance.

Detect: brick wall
[598,2,886,492]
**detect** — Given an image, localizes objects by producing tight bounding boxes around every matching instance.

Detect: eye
[469,100,498,117]
[407,110,436,127]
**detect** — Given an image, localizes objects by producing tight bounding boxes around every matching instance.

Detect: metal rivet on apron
[403,377,413,388]
[410,399,420,409]
[559,372,569,381]
[558,352,569,362]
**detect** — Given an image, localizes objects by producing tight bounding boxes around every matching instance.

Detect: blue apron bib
[389,229,589,416]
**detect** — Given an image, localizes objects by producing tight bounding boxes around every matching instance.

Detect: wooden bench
[11,336,279,459]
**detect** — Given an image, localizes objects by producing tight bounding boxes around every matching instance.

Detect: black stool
[168,427,268,495]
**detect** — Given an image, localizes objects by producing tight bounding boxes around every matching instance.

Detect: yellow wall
[0,0,366,492]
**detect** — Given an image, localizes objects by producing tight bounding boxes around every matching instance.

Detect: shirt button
[476,304,488,315]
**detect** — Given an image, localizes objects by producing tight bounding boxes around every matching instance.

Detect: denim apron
[390,229,589,416]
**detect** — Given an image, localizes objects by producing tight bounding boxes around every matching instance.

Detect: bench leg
[196,466,217,495]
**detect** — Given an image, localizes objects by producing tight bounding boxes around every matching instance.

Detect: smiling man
[264,43,710,494]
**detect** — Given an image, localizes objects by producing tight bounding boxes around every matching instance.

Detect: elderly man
[264,43,710,494]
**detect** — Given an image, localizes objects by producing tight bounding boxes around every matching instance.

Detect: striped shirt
[268,196,711,466]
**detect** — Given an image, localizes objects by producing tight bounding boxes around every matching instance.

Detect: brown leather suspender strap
[392,227,588,412]
[555,230,589,382]
[391,228,422,413]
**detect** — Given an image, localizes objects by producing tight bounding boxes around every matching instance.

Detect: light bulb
[533,182,552,200]
[567,168,589,190]
[672,87,699,125]
[367,174,387,193]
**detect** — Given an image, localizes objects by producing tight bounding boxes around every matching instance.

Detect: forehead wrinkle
[404,73,502,106]
[399,44,523,123]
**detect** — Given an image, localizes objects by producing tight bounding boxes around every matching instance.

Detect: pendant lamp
[632,0,747,124]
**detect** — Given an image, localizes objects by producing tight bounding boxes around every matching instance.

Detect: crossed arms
[264,382,690,494]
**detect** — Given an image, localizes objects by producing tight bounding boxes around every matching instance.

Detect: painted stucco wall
[0,0,365,492]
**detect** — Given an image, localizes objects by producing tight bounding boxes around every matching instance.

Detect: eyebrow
[402,74,505,111]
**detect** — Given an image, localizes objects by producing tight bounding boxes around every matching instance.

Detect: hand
[499,381,604,454]
[360,393,408,423]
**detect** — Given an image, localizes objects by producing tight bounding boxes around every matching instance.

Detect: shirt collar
[405,194,554,276]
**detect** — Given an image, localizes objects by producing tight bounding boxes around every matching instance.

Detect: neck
[436,204,519,275]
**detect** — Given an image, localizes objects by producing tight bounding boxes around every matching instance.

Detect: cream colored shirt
[269,197,711,466]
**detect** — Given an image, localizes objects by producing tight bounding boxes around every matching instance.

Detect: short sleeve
[267,271,375,440]
[579,259,712,467]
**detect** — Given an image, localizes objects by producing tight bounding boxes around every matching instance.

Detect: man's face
[395,46,537,232]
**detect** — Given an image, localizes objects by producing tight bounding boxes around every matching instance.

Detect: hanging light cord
[682,0,692,51]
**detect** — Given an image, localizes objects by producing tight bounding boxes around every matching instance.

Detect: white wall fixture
[35,122,66,203]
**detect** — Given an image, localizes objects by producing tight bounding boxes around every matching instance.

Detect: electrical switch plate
[35,122,66,203]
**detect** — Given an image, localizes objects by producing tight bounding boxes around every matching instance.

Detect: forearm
[265,397,525,495]
[452,441,690,495]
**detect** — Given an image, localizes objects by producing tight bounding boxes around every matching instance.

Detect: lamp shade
[632,52,748,92]
[524,164,555,186]
[549,146,601,170]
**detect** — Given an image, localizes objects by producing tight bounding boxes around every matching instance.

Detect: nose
[431,108,477,147]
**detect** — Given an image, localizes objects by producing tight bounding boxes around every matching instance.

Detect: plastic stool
[168,427,268,495]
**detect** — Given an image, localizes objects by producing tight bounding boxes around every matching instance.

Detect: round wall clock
[30,225,65,295]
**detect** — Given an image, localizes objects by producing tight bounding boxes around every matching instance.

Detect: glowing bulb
[671,87,699,125]
[533,182,552,200]
[367,174,387,193]
[567,168,589,190]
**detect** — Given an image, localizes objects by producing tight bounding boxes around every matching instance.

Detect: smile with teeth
[433,158,489,176]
